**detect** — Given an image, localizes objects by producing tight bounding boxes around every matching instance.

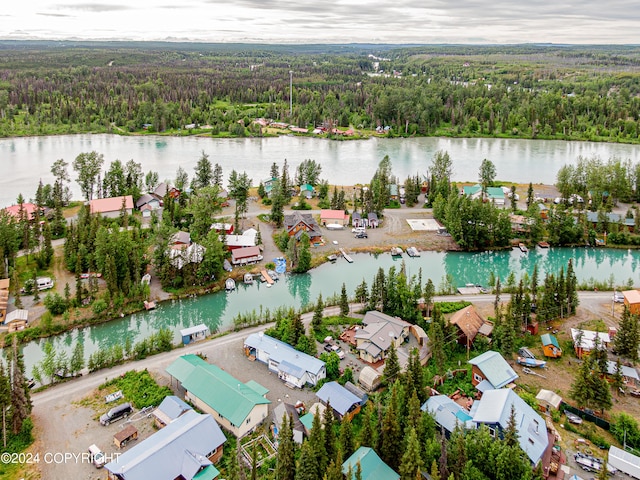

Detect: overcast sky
[1,0,640,44]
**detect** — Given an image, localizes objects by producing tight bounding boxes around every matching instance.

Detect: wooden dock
[339,248,353,263]
[260,269,275,285]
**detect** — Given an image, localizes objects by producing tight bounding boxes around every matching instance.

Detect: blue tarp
[274,257,286,274]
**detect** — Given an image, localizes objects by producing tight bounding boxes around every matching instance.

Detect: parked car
[355,232,368,239]
[564,410,583,425]
[324,344,334,353]
[331,345,346,359]
[613,291,624,303]
[87,444,106,468]
[100,402,133,426]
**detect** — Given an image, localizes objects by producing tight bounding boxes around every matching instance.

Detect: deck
[339,248,353,263]
[260,270,275,285]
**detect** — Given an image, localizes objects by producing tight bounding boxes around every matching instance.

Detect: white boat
[225,278,236,292]
[518,243,528,253]
[406,246,420,257]
[244,273,254,285]
[390,247,403,256]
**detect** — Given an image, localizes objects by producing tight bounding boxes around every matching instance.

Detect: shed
[180,324,210,345]
[272,403,305,444]
[153,395,193,428]
[231,246,263,265]
[342,447,399,480]
[535,389,563,414]
[540,333,562,358]
[114,424,138,448]
[358,366,382,392]
[4,309,29,326]
[623,289,640,315]
[606,361,640,386]
[468,350,518,390]
[299,403,326,436]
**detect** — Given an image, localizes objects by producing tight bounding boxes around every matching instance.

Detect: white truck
[608,445,640,479]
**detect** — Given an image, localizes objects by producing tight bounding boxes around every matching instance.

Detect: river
[19,246,640,377]
[2,134,640,207]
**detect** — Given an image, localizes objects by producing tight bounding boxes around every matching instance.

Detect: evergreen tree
[430,460,440,480]
[354,279,369,306]
[339,414,354,460]
[429,305,446,374]
[380,384,402,470]
[309,406,328,472]
[447,427,467,479]
[32,269,40,302]
[70,340,85,375]
[276,414,296,480]
[493,277,501,312]
[290,313,305,347]
[405,349,424,402]
[504,404,519,448]
[225,443,241,480]
[323,401,336,462]
[383,343,400,383]
[312,293,324,328]
[400,427,424,480]
[615,307,639,361]
[270,182,286,227]
[324,454,343,480]
[340,283,349,317]
[250,441,258,480]
[10,336,31,434]
[296,440,320,480]
[406,389,422,433]
[612,358,625,396]
[423,279,435,317]
[0,361,10,448]
[358,404,375,448]
[295,233,312,273]
[192,150,213,190]
[527,182,535,209]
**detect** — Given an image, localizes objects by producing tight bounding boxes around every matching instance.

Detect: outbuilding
[180,324,210,345]
[358,366,382,392]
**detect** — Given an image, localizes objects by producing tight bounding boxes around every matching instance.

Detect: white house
[243,333,326,388]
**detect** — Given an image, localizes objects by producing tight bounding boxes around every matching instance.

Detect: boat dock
[260,269,275,285]
[339,248,353,263]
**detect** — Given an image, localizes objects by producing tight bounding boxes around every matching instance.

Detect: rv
[36,277,54,291]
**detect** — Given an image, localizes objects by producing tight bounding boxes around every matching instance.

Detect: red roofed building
[89,195,134,218]
[3,203,40,221]
[320,209,349,226]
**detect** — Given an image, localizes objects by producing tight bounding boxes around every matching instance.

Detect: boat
[225,278,236,292]
[538,241,550,248]
[517,356,546,368]
[327,254,338,262]
[223,259,233,272]
[267,270,279,281]
[518,243,528,253]
[518,347,535,359]
[406,246,421,257]
[105,390,123,403]
[390,247,403,256]
[574,453,617,475]
[143,300,156,310]
[243,273,254,285]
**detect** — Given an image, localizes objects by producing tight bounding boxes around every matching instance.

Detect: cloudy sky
[1,0,639,44]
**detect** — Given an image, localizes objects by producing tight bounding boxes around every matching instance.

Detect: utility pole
[289,70,293,117]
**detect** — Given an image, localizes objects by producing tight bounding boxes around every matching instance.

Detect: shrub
[43,292,68,315]
[92,299,108,315]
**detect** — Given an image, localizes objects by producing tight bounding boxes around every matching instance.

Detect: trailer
[608,445,640,479]
[574,453,617,475]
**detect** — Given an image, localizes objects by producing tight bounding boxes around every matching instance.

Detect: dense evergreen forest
[0,42,640,142]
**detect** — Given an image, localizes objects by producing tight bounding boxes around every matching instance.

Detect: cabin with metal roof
[243,332,326,388]
[449,305,488,346]
[89,195,134,218]
[570,328,610,359]
[152,395,193,428]
[166,355,270,438]
[468,350,519,392]
[470,389,549,466]
[421,395,474,437]
[104,410,225,480]
[605,360,640,387]
[316,381,363,421]
[342,447,399,480]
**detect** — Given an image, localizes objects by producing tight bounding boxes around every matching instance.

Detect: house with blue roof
[166,355,270,438]
[152,395,193,428]
[316,381,363,420]
[421,395,474,437]
[243,332,326,388]
[469,389,550,466]
[342,447,399,480]
[104,410,226,480]
[468,350,519,392]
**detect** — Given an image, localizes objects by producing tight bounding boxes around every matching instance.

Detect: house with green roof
[342,447,399,480]
[540,333,562,358]
[468,350,519,392]
[462,184,505,205]
[166,355,271,437]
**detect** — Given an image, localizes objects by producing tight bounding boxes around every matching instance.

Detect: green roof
[486,187,505,199]
[463,184,481,196]
[541,333,560,349]
[193,464,220,480]
[300,183,314,191]
[169,355,271,428]
[165,354,208,381]
[342,447,399,480]
[299,412,314,432]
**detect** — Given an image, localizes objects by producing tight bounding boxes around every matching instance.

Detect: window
[246,418,251,424]
[488,427,496,438]
[473,373,483,383]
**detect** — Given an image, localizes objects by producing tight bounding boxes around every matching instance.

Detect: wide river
[2,134,640,207]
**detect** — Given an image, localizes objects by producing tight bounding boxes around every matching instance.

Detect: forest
[0,42,640,142]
